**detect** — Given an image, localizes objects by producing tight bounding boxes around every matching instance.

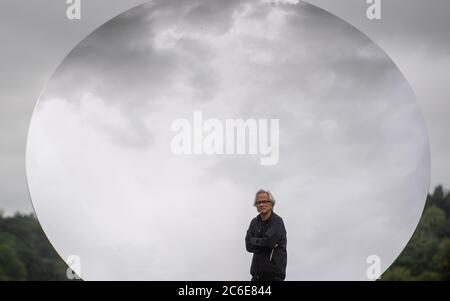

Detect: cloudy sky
[0,0,447,280]
[1,0,449,215]
[21,0,430,280]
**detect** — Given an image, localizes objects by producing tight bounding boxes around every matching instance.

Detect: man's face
[255,192,273,215]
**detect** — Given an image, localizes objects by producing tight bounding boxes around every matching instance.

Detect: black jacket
[245,212,287,280]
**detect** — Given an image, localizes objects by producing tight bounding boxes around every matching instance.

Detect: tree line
[381,185,450,280]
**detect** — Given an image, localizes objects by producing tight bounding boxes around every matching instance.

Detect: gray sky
[24,0,429,280]
[1,0,449,217]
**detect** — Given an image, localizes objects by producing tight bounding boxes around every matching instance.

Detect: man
[245,189,287,281]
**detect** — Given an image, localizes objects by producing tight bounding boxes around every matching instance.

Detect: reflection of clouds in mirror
[26,0,429,280]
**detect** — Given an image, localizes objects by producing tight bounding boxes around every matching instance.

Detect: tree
[382,193,450,280]
[415,271,441,281]
[394,206,445,275]
[381,267,415,281]
[433,238,450,281]
[0,244,27,280]
[427,185,450,215]
[0,213,70,281]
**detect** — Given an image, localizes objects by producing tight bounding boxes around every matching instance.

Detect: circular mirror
[26,0,430,280]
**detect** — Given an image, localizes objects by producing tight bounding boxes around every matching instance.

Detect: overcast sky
[22,0,430,280]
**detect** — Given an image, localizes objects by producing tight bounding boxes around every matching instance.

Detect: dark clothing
[251,275,284,281]
[245,212,287,281]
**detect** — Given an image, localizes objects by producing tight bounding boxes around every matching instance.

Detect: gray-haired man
[245,189,287,281]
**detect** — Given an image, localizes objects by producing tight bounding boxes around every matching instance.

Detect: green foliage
[0,213,70,281]
[433,238,450,280]
[415,271,441,281]
[381,185,450,281]
[0,244,27,281]
[380,267,415,281]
